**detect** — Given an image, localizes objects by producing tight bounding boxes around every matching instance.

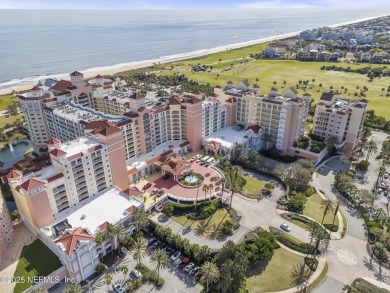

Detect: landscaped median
[162,199,240,238]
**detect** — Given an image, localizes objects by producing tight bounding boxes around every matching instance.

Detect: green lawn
[171,208,232,238]
[242,175,267,195]
[246,247,307,292]
[153,46,390,118]
[0,94,17,111]
[13,239,62,293]
[303,193,339,227]
[0,113,23,128]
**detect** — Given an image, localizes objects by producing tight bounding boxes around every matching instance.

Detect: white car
[380,182,385,188]
[384,173,389,179]
[113,284,125,293]
[378,188,383,194]
[170,250,181,261]
[130,269,142,279]
[280,223,291,232]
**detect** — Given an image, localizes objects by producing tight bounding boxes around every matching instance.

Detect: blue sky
[0,0,389,9]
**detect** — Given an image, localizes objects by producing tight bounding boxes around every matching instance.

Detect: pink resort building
[0,189,14,263]
[6,130,143,283]
[313,92,367,150]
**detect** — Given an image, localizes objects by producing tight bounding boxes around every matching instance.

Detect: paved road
[311,135,390,292]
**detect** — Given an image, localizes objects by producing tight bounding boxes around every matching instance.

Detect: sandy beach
[0,13,388,96]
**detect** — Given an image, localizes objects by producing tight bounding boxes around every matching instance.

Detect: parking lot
[75,234,202,293]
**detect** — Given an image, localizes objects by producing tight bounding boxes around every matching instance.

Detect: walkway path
[0,224,37,293]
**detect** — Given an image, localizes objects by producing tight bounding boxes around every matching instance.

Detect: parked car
[171,251,181,261]
[162,174,169,180]
[148,237,157,246]
[152,241,161,248]
[384,173,389,179]
[384,191,389,197]
[168,248,176,256]
[120,247,128,254]
[143,182,152,190]
[157,190,165,197]
[280,223,291,232]
[184,263,195,273]
[378,188,383,194]
[113,284,125,293]
[179,258,190,268]
[151,188,159,195]
[130,269,142,279]
[190,266,199,275]
[380,182,385,188]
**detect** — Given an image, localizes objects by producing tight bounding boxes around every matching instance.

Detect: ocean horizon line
[0,12,388,94]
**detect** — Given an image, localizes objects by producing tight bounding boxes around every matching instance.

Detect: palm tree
[365,139,378,161]
[202,184,208,198]
[112,225,127,254]
[306,221,321,248]
[95,232,105,260]
[121,264,129,278]
[199,261,220,292]
[227,165,244,209]
[340,154,350,169]
[132,239,146,268]
[312,229,327,259]
[103,274,113,291]
[330,200,341,234]
[131,208,149,232]
[64,283,82,293]
[151,249,169,279]
[208,183,214,200]
[320,199,334,225]
[220,177,226,196]
[262,131,272,149]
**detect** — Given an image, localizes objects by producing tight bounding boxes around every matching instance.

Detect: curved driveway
[313,156,390,292]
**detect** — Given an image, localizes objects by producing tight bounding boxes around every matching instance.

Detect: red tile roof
[98,221,108,231]
[95,74,103,78]
[55,227,95,255]
[51,80,72,93]
[130,92,145,100]
[97,126,122,136]
[245,125,262,134]
[169,95,181,105]
[179,141,190,148]
[6,169,23,179]
[126,205,136,213]
[47,173,64,183]
[123,188,143,198]
[47,137,61,146]
[83,120,113,130]
[70,71,83,76]
[31,86,42,91]
[185,97,202,104]
[19,178,45,192]
[226,97,236,103]
[50,148,67,157]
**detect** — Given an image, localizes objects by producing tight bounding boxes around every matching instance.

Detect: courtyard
[140,159,223,202]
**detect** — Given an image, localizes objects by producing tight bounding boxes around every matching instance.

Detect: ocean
[0,8,388,91]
